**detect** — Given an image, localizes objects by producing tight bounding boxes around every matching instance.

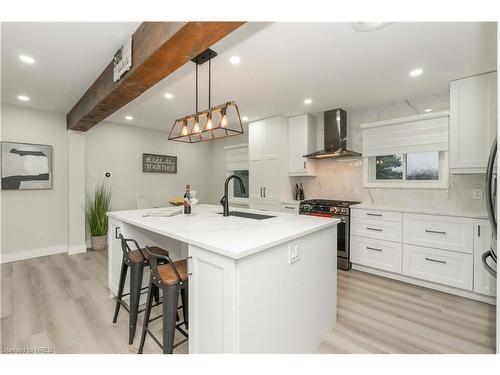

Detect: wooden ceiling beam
[66,21,245,131]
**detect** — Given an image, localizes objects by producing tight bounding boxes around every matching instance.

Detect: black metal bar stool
[112,234,169,344]
[138,246,188,354]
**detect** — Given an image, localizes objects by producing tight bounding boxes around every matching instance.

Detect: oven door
[336,215,349,259]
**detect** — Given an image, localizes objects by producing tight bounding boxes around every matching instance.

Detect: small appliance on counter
[299,199,360,270]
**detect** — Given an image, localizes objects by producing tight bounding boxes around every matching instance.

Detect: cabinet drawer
[403,213,473,254]
[402,244,473,290]
[351,217,402,242]
[352,208,402,222]
[351,236,402,274]
[280,202,299,214]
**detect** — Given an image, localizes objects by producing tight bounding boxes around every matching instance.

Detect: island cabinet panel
[188,245,237,354]
[236,227,337,353]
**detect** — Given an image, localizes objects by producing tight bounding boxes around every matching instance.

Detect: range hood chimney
[304,108,361,159]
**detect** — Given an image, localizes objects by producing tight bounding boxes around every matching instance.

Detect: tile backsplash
[292,92,487,213]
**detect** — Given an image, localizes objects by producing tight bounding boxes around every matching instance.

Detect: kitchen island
[107,204,339,353]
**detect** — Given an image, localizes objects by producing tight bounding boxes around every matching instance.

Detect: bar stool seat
[112,235,171,345]
[157,260,188,285]
[127,246,169,263]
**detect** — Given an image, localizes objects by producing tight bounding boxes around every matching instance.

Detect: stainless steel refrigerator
[484,138,497,277]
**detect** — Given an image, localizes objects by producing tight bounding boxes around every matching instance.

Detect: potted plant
[86,183,112,251]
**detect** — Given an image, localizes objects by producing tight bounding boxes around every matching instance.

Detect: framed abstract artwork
[1,141,53,190]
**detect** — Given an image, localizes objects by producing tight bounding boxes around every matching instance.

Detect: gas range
[299,199,360,217]
[299,199,360,271]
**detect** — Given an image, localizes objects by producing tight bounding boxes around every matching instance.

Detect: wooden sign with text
[142,153,177,174]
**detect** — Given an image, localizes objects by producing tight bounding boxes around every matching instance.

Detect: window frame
[363,151,449,189]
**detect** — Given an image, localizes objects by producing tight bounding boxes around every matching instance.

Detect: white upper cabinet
[450,72,497,173]
[473,219,496,297]
[248,115,289,211]
[288,114,317,176]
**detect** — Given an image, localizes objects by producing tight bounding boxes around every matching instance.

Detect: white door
[263,116,283,203]
[288,115,307,174]
[450,72,497,172]
[473,219,497,297]
[248,120,266,205]
[188,245,237,353]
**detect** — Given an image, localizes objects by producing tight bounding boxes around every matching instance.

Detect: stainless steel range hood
[304,108,361,159]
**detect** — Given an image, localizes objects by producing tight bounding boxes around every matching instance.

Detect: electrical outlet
[289,243,300,265]
[472,189,483,200]
[38,231,45,239]
[375,188,382,197]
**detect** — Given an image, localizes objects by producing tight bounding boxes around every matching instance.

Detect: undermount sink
[219,211,276,220]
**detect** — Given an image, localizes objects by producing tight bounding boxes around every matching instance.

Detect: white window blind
[361,111,449,157]
[226,145,249,171]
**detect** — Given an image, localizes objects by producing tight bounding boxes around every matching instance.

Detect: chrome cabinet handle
[366,246,382,252]
[425,257,446,264]
[285,206,295,209]
[425,229,446,235]
[366,227,382,232]
[263,187,266,198]
[366,213,382,217]
[260,187,263,197]
[303,161,306,169]
[187,256,193,276]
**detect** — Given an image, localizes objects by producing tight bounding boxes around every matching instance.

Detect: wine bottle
[183,184,191,214]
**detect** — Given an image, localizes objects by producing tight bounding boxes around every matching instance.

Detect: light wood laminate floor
[1,249,496,354]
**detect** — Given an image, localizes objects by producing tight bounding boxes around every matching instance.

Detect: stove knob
[342,208,348,214]
[330,207,337,213]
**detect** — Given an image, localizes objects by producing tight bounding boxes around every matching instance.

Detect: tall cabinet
[248,115,289,211]
[450,71,497,173]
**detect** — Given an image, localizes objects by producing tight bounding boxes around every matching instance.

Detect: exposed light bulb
[206,118,213,130]
[193,120,200,133]
[181,125,188,136]
[221,115,227,127]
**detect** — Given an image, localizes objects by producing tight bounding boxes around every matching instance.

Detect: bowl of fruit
[169,196,184,206]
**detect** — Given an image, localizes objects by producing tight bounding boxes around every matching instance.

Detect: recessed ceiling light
[229,56,240,65]
[242,116,248,121]
[125,115,133,121]
[351,22,392,32]
[304,98,312,105]
[19,54,35,64]
[424,108,432,113]
[410,68,423,77]
[17,95,30,101]
[164,92,173,99]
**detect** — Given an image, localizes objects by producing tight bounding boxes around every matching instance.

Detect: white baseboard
[68,244,87,255]
[0,244,68,264]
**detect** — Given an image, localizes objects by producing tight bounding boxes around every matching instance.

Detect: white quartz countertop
[107,204,339,259]
[352,203,488,219]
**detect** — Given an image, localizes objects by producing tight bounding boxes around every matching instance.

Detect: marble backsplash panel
[293,92,488,213]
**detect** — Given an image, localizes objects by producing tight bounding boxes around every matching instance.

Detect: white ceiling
[1,22,140,112]
[1,22,496,131]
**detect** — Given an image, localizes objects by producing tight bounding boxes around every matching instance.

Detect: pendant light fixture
[168,48,244,143]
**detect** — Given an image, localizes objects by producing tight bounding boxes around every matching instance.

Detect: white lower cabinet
[402,244,473,291]
[351,236,402,274]
[351,217,402,242]
[403,213,473,254]
[473,219,497,297]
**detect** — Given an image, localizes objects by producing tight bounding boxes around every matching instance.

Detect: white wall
[85,121,214,211]
[1,104,69,260]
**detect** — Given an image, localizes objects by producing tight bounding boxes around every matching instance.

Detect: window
[232,170,249,198]
[361,112,450,189]
[225,144,249,204]
[365,151,448,188]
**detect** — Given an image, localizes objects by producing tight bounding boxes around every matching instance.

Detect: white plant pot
[91,234,108,251]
